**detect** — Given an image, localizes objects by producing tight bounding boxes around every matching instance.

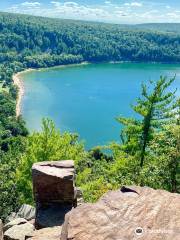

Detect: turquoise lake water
[21,63,180,149]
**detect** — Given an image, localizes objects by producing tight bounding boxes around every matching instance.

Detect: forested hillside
[136,23,180,33]
[0,12,180,221]
[1,12,180,87]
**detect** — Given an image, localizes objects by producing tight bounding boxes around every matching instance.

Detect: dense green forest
[0,12,180,221]
[1,12,180,86]
[135,23,180,33]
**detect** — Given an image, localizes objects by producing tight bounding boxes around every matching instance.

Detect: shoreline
[12,62,89,117]
[13,69,33,117]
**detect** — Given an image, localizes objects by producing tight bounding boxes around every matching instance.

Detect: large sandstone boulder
[32,160,75,205]
[32,160,76,229]
[61,186,180,240]
[0,220,3,240]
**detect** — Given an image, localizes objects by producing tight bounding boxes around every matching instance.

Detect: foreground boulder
[0,220,3,240]
[32,160,76,229]
[61,186,180,240]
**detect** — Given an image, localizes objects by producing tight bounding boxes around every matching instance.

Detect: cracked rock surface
[61,186,180,240]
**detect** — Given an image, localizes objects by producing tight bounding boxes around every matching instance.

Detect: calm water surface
[21,63,180,148]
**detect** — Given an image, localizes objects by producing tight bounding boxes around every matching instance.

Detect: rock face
[32,160,76,229]
[61,186,180,240]
[35,203,72,229]
[0,220,3,240]
[32,160,75,204]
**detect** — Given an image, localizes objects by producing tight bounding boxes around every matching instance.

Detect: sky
[1,0,180,24]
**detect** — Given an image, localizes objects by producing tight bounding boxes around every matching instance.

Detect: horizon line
[1,11,180,26]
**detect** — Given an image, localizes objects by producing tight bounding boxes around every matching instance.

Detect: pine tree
[149,98,180,192]
[117,76,177,167]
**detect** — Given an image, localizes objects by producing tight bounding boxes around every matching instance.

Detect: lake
[20,63,180,149]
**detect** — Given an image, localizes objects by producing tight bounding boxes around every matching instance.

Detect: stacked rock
[32,160,76,229]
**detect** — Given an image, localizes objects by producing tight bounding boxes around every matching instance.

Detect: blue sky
[1,1,180,24]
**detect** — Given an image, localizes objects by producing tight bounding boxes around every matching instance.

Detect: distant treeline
[135,23,180,34]
[0,12,180,86]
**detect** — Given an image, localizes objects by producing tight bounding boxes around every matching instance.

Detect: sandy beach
[12,69,33,117]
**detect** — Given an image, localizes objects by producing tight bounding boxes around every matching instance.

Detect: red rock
[61,186,180,240]
[32,160,76,229]
[32,160,75,204]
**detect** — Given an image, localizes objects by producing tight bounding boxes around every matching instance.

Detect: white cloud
[6,1,180,24]
[21,1,41,7]
[50,1,110,18]
[124,2,143,7]
[50,1,60,7]
[115,11,128,17]
[167,12,180,19]
[64,2,79,7]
